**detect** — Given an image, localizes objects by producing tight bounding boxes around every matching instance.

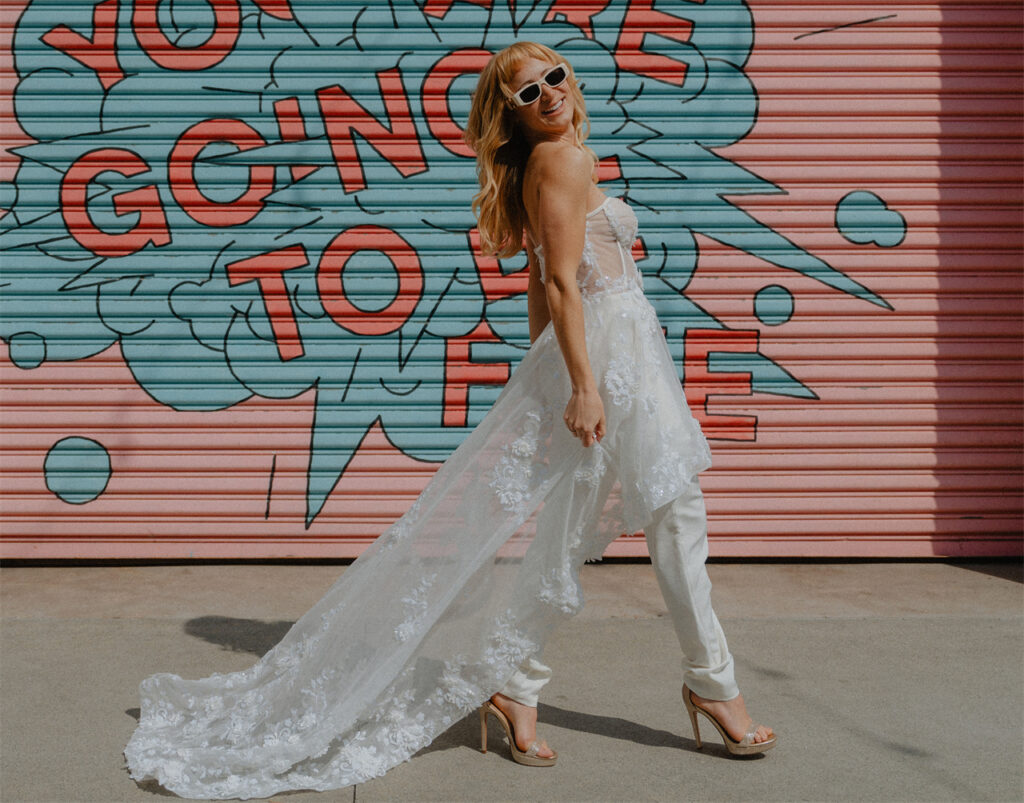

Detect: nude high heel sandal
[479,700,558,767]
[682,685,777,756]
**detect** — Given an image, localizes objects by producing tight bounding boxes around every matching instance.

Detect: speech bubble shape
[836,190,908,247]
[44,436,111,504]
[3,0,892,526]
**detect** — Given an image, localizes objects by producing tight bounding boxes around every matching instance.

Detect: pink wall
[683,2,1023,556]
[1,1,1021,558]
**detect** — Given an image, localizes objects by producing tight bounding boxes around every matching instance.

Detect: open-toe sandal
[682,684,776,756]
[479,700,557,767]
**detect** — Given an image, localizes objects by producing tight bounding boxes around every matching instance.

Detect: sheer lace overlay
[532,195,644,299]
[124,195,713,800]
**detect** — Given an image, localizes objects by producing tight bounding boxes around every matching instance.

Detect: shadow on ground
[947,560,1023,583]
[184,616,294,656]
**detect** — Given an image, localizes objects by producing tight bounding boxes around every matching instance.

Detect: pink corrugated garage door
[1,1,1021,558]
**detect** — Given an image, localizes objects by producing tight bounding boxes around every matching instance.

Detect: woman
[471,40,773,765]
[124,42,773,800]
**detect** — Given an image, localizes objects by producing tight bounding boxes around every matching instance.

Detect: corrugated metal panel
[1,0,1021,558]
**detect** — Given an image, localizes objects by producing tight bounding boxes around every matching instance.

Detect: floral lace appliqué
[537,565,584,615]
[394,572,438,642]
[483,610,539,669]
[602,196,639,247]
[603,353,640,410]
[642,448,708,512]
[377,495,425,555]
[437,658,485,710]
[488,410,544,515]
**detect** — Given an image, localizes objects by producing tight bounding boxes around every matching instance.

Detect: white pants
[499,479,739,706]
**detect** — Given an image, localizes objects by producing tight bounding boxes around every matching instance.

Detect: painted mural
[4,0,944,552]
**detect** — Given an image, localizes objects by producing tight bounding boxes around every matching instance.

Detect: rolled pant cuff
[498,656,552,707]
[683,666,740,702]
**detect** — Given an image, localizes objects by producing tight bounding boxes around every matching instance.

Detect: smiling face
[508,57,575,148]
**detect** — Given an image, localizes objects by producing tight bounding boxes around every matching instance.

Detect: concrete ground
[1,560,1021,803]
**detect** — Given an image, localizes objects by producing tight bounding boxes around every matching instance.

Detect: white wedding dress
[124,195,713,799]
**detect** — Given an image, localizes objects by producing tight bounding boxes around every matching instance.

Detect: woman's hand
[563,386,606,448]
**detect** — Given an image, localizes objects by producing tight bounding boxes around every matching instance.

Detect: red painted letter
[251,0,293,19]
[317,226,423,336]
[133,0,240,70]
[422,0,480,18]
[316,68,427,194]
[684,327,758,440]
[61,149,170,257]
[468,227,529,301]
[443,320,511,427]
[423,49,491,158]
[226,245,309,361]
[273,97,317,182]
[614,0,704,87]
[541,0,611,39]
[42,0,124,90]
[169,119,274,227]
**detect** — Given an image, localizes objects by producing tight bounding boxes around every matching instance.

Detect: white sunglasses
[508,62,570,107]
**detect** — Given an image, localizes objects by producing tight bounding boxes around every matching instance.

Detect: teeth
[543,98,563,115]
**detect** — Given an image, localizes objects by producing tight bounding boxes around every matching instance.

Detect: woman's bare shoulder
[526,143,593,189]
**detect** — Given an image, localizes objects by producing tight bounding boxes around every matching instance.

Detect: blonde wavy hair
[463,42,598,259]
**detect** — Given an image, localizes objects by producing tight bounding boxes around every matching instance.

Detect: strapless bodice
[531,195,643,299]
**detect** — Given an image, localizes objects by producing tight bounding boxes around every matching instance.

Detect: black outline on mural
[44,436,112,505]
[1,0,902,530]
[794,14,898,41]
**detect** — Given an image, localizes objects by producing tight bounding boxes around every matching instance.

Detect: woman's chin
[547,108,569,124]
[537,112,570,132]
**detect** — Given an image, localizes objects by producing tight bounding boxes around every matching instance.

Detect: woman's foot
[488,693,556,759]
[689,690,774,744]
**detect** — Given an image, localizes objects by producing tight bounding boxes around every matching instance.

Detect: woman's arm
[530,144,605,447]
[524,230,551,343]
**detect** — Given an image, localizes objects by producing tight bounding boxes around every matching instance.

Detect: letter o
[317,226,423,336]
[169,118,274,227]
[133,0,240,71]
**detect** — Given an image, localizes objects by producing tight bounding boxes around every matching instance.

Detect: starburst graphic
[1,0,892,526]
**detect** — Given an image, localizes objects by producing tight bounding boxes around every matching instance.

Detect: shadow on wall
[934,5,1024,557]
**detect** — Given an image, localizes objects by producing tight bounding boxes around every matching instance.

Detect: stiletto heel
[478,700,557,767]
[681,685,776,756]
[684,696,703,749]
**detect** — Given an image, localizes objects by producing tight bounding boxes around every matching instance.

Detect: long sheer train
[124,196,713,799]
